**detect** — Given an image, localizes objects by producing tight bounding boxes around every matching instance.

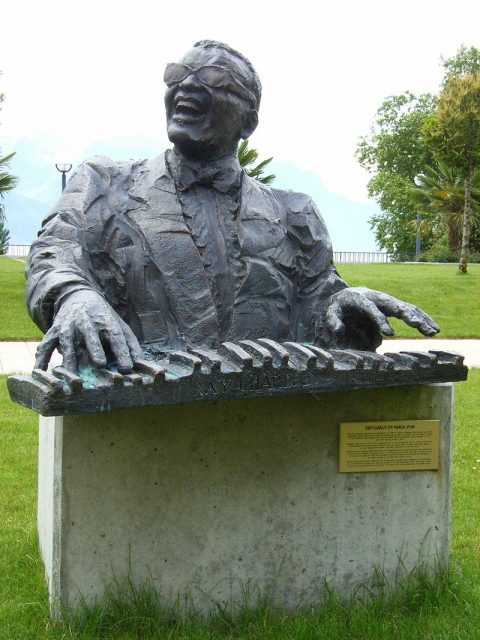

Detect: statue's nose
[179,71,200,90]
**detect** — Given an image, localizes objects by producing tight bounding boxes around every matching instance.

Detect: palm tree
[237,140,275,185]
[0,217,9,254]
[0,151,17,222]
[409,162,480,252]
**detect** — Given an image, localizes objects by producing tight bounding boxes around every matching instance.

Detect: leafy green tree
[0,216,10,254]
[237,139,275,185]
[425,73,480,272]
[439,46,480,259]
[441,45,480,85]
[469,214,480,253]
[356,92,437,257]
[0,151,17,221]
[357,46,480,260]
[409,162,480,252]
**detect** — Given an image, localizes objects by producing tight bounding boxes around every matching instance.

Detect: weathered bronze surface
[7,343,467,416]
[9,41,453,413]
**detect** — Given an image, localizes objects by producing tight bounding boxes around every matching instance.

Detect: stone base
[38,384,453,614]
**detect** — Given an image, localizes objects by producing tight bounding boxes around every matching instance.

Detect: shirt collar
[166,148,243,193]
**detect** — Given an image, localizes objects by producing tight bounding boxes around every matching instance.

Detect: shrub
[418,247,480,262]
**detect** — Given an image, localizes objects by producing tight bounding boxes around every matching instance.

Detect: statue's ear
[241,109,258,139]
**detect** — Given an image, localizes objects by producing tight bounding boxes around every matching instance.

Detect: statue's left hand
[325,286,440,351]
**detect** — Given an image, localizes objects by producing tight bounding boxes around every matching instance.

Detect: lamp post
[415,212,422,260]
[413,175,423,261]
[55,163,72,192]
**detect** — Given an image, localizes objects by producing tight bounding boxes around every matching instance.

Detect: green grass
[0,256,42,340]
[1,257,478,341]
[1,371,479,639]
[337,262,480,338]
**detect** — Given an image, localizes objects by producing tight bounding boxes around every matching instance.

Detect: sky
[1,0,479,247]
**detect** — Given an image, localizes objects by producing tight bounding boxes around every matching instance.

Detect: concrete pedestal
[38,384,453,613]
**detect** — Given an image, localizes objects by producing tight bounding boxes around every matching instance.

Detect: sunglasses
[164,63,255,104]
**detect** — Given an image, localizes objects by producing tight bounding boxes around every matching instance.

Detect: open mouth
[173,96,206,122]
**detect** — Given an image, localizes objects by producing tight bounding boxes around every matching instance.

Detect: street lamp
[415,212,422,260]
[55,163,72,192]
[413,176,423,261]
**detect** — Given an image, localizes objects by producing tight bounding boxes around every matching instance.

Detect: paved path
[0,339,479,374]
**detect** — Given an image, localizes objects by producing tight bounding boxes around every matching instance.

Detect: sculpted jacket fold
[26,153,348,350]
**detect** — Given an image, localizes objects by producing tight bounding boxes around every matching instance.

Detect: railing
[5,244,31,257]
[333,251,392,263]
[3,246,410,263]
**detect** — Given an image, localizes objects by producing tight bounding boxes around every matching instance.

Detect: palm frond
[237,140,275,185]
[0,151,17,199]
[408,161,480,250]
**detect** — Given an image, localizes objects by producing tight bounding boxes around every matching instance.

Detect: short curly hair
[193,40,261,110]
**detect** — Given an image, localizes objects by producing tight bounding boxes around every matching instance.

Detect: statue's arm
[287,195,439,350]
[285,192,348,345]
[26,159,107,331]
[26,158,143,372]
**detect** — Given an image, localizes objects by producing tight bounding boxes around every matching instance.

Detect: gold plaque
[339,420,440,473]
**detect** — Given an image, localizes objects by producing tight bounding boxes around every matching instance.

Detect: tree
[0,74,17,232]
[237,139,275,184]
[469,212,480,253]
[357,46,480,260]
[0,216,9,254]
[0,151,17,221]
[441,45,480,85]
[408,162,480,252]
[424,73,480,272]
[356,92,437,257]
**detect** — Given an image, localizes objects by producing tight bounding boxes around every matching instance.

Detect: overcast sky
[1,0,479,204]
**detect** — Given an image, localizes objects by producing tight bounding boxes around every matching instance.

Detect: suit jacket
[26,153,348,349]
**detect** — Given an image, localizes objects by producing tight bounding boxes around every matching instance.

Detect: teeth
[175,98,203,115]
[178,104,197,111]
[176,106,202,118]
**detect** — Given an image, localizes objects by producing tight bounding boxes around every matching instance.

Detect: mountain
[3,192,50,244]
[270,161,379,252]
[3,135,167,244]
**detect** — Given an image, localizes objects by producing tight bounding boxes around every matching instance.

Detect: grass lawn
[1,371,479,639]
[1,257,479,340]
[337,262,480,339]
[0,256,43,341]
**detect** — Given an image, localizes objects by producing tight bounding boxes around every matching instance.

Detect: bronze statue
[26,40,439,374]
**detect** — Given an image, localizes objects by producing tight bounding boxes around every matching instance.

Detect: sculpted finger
[55,318,79,371]
[409,307,440,334]
[359,291,440,336]
[118,319,144,362]
[58,332,78,372]
[353,297,395,336]
[35,328,59,370]
[78,315,107,367]
[395,304,440,336]
[325,303,345,335]
[357,290,402,316]
[105,328,133,373]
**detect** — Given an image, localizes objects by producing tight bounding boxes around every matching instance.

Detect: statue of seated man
[26,40,439,373]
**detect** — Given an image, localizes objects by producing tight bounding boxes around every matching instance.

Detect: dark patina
[9,40,462,414]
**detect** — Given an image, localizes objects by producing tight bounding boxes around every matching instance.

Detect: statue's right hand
[34,290,143,373]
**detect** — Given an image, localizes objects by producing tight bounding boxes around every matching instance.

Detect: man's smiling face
[164,45,258,161]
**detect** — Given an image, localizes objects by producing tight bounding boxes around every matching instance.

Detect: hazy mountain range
[3,137,379,251]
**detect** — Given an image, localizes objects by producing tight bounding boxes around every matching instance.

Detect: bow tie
[168,151,242,194]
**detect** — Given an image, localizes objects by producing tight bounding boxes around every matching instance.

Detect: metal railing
[3,245,408,264]
[333,251,392,263]
[5,244,31,257]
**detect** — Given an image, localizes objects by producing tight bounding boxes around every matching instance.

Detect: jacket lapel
[127,153,219,346]
[238,175,286,254]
